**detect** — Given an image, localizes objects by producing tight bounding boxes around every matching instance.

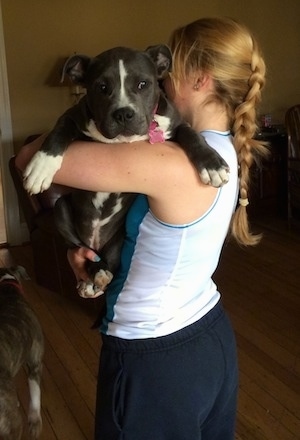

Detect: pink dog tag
[149,120,165,144]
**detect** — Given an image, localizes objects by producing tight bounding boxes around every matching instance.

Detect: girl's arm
[17,135,203,191]
[16,135,216,224]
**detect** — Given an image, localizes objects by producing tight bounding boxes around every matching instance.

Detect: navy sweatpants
[95,301,238,440]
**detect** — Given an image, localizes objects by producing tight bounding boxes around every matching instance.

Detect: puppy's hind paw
[94,269,113,292]
[77,280,105,298]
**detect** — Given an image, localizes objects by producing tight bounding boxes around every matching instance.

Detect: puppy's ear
[61,54,91,86]
[10,265,31,282]
[145,45,172,79]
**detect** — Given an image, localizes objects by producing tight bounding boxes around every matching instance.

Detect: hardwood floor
[0,218,299,439]
[215,219,300,440]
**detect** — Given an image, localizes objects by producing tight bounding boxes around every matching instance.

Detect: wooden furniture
[9,154,78,297]
[249,129,288,219]
[285,104,300,227]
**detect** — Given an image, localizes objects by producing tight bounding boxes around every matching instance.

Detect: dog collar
[149,105,165,144]
[0,279,24,294]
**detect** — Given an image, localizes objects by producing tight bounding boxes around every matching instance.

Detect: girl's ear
[193,74,211,90]
[193,73,211,90]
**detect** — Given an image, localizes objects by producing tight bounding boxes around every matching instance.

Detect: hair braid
[231,40,267,245]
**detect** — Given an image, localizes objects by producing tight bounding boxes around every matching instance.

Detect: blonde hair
[169,17,267,245]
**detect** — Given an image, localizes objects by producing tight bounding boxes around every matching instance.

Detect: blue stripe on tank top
[100,194,149,334]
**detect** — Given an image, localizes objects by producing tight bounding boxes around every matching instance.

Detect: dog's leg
[76,259,113,298]
[155,91,230,187]
[83,258,114,296]
[54,193,83,248]
[27,362,43,439]
[0,377,23,440]
[89,227,125,293]
[23,105,85,195]
[26,328,43,439]
[174,123,230,187]
[54,192,110,298]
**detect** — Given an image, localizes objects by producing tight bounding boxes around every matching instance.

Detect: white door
[0,1,23,245]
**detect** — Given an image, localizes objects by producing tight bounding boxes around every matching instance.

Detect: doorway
[0,1,22,245]
[0,171,6,244]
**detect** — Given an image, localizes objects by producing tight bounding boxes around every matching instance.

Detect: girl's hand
[67,247,100,283]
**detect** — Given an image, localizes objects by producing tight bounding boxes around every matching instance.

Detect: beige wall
[2,0,300,150]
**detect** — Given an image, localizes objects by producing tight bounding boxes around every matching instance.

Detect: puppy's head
[62,45,172,140]
[0,266,30,284]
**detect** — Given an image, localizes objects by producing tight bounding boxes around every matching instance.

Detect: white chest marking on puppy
[92,192,111,210]
[153,114,172,139]
[92,192,123,225]
[89,193,123,250]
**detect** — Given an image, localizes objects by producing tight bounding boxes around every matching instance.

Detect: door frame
[0,1,23,245]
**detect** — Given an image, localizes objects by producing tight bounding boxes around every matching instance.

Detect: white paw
[23,151,63,194]
[200,167,230,188]
[28,412,42,439]
[94,269,113,291]
[77,280,105,298]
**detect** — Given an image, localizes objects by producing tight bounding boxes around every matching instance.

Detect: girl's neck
[189,100,229,133]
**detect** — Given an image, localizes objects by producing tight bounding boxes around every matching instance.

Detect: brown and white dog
[0,266,44,440]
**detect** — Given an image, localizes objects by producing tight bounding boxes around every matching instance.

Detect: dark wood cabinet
[249,131,288,218]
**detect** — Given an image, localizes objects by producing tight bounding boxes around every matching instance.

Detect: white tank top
[101,130,239,339]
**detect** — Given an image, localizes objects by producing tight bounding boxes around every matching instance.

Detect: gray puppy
[0,266,44,439]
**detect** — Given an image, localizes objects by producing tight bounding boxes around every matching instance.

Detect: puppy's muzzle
[113,107,135,125]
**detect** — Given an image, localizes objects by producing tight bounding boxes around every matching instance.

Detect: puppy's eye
[95,83,108,94]
[100,84,108,93]
[137,81,147,90]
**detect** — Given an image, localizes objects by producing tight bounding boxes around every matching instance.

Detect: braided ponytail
[231,37,267,245]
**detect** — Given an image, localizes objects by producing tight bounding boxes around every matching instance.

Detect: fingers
[83,248,100,262]
[67,247,100,282]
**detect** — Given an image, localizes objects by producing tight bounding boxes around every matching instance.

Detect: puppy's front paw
[23,151,63,194]
[200,165,230,187]
[198,150,230,188]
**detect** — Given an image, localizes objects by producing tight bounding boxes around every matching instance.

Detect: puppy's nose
[113,107,134,124]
